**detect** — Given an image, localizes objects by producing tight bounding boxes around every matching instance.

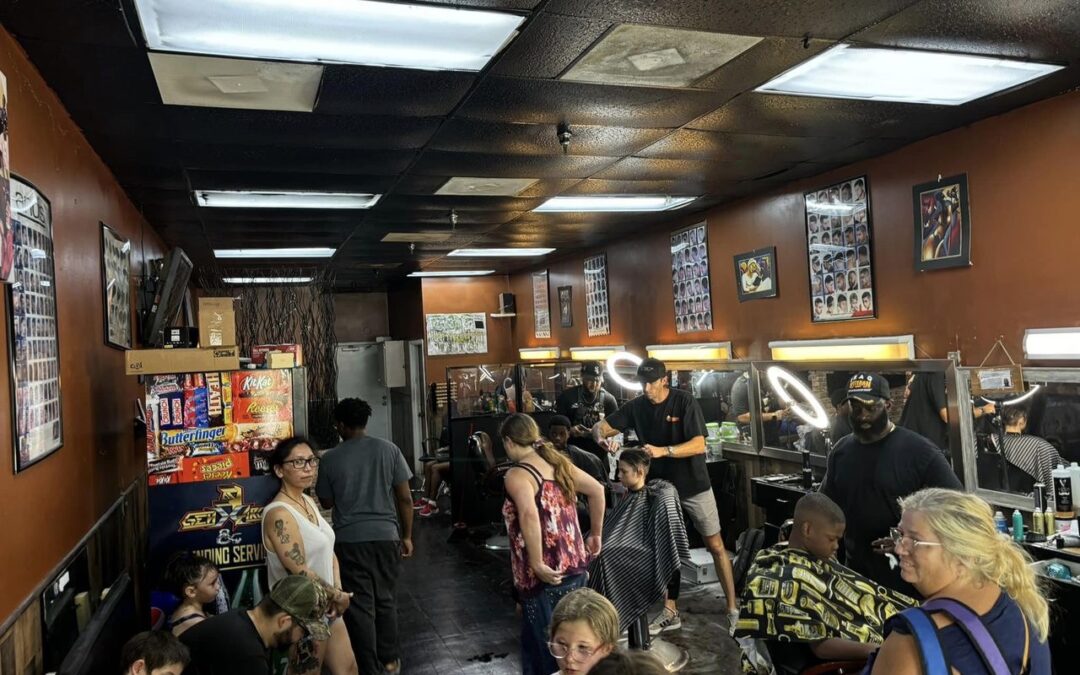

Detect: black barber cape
[588,479,689,632]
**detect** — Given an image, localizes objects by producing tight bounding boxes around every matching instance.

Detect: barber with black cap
[820,372,962,596]
[591,357,739,634]
[556,360,618,461]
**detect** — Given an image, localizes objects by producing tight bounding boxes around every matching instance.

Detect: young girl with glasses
[548,588,620,675]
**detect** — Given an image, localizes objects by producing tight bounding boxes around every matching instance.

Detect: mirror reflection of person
[557,361,618,461]
[992,404,1063,489]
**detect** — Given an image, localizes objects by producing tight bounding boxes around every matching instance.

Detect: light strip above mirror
[768,335,914,361]
[646,341,731,361]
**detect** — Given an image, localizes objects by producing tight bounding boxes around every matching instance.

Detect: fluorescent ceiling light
[563,24,762,88]
[407,270,495,277]
[646,342,731,362]
[195,191,380,209]
[148,53,322,111]
[766,366,829,429]
[214,247,335,259]
[448,248,555,258]
[768,335,915,362]
[605,351,643,392]
[571,346,627,362]
[520,347,562,361]
[534,195,698,213]
[756,44,1064,105]
[436,177,539,196]
[133,0,525,72]
[223,276,313,284]
[1023,328,1080,360]
[381,233,453,243]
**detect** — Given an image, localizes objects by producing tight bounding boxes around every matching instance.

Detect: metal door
[335,342,391,440]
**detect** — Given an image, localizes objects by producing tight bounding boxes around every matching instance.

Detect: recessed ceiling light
[562,24,762,88]
[214,247,336,259]
[448,248,555,257]
[435,177,539,196]
[133,0,525,72]
[756,44,1065,105]
[381,233,453,243]
[148,53,322,112]
[195,191,380,209]
[534,195,698,212]
[223,276,314,284]
[407,270,496,277]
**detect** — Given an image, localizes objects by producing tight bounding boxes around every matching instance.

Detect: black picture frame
[912,173,971,271]
[669,222,713,334]
[100,222,132,350]
[7,175,64,473]
[804,174,877,323]
[558,286,573,328]
[733,246,778,302]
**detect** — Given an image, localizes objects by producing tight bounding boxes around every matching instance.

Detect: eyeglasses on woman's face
[547,642,598,662]
[284,456,320,470]
[889,527,942,553]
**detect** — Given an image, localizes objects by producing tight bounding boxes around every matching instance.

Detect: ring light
[765,366,829,430]
[606,351,643,392]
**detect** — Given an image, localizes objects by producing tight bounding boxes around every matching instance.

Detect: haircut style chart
[670,222,713,334]
[805,176,876,323]
[584,253,610,337]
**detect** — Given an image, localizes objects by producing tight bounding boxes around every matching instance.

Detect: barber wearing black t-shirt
[592,358,738,630]
[821,373,962,597]
[556,360,618,460]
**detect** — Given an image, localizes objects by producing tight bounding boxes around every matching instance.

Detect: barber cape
[734,544,916,674]
[588,479,689,632]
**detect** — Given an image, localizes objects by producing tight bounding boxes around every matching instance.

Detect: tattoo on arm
[274,519,291,544]
[286,543,305,566]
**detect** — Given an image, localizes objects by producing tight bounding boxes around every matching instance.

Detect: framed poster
[804,175,876,323]
[734,246,778,302]
[532,269,551,339]
[101,222,132,349]
[670,222,713,333]
[913,174,971,272]
[584,254,610,337]
[0,71,11,283]
[425,312,488,356]
[8,176,63,472]
[558,286,573,328]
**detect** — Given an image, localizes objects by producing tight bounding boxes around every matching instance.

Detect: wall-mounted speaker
[498,292,516,315]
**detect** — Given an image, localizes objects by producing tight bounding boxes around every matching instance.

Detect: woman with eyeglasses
[262,436,358,675]
[548,588,620,675]
[867,488,1051,674]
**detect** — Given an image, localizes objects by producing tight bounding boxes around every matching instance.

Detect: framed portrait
[8,176,63,472]
[804,175,876,323]
[912,174,971,271]
[557,286,573,327]
[733,247,778,302]
[584,254,610,337]
[101,222,132,349]
[670,222,713,334]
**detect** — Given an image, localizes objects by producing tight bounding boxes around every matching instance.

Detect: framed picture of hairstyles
[733,247,778,302]
[804,175,876,323]
[912,173,971,272]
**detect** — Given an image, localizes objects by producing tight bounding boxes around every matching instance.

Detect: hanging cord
[978,337,1019,368]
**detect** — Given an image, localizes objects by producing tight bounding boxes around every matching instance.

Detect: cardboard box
[268,352,296,369]
[198,297,237,347]
[125,347,240,376]
[251,343,304,367]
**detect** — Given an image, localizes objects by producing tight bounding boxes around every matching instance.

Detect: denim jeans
[519,573,587,675]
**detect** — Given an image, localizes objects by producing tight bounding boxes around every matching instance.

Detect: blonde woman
[868,488,1050,674]
[548,588,620,675]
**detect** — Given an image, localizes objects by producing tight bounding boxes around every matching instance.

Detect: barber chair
[466,433,512,551]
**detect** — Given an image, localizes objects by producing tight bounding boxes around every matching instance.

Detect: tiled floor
[398,508,742,673]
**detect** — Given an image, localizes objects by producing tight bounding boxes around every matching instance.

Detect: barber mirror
[673,366,753,448]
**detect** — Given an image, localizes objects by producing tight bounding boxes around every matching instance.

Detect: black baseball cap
[845,372,890,403]
[269,574,331,640]
[636,358,667,384]
[580,361,603,379]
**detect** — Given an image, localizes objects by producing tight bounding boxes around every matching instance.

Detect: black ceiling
[3,0,1080,289]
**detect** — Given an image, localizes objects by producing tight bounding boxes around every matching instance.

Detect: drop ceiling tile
[592,156,793,183]
[429,119,671,156]
[316,66,476,116]
[185,170,399,193]
[491,13,613,79]
[636,129,852,162]
[148,53,322,112]
[410,151,616,178]
[692,37,836,91]
[0,0,140,47]
[177,145,417,174]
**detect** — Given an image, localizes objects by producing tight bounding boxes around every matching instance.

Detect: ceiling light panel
[195,191,380,209]
[215,247,336,259]
[435,177,539,196]
[407,270,495,277]
[381,233,453,243]
[224,277,314,284]
[534,195,698,212]
[562,24,762,88]
[148,53,322,111]
[134,0,525,72]
[447,248,555,257]
[756,44,1064,105]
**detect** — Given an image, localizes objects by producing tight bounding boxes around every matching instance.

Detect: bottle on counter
[1012,510,1025,542]
[994,510,1008,534]
[1045,506,1056,534]
[1071,462,1080,512]
[1032,507,1044,535]
[1053,464,1075,519]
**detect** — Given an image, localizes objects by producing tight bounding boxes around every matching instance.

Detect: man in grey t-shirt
[317,398,413,675]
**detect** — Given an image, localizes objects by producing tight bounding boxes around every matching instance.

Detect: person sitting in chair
[548,416,612,531]
[992,404,1063,489]
[734,493,916,674]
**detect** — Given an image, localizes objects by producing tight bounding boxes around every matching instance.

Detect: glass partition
[447,363,518,417]
[667,362,755,454]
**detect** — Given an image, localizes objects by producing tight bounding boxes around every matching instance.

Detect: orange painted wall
[509,91,1080,364]
[0,30,165,626]
[421,276,517,384]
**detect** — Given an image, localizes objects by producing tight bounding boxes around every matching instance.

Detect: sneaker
[418,503,439,518]
[412,498,426,510]
[648,607,681,636]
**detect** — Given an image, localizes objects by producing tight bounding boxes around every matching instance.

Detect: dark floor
[397,500,741,673]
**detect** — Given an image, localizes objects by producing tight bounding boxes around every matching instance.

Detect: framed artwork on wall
[913,174,971,271]
[425,312,488,356]
[8,176,63,473]
[584,254,610,337]
[804,175,876,323]
[733,246,778,302]
[532,269,551,339]
[670,222,713,334]
[558,286,573,327]
[101,222,132,349]
[0,70,11,284]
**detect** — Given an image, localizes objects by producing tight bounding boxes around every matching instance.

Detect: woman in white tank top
[263,437,358,675]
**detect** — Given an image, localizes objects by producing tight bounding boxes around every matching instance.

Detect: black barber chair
[467,432,512,551]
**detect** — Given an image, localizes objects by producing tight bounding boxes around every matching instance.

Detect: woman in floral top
[500,413,606,675]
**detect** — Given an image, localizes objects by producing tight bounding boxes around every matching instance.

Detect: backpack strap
[922,598,1010,675]
[896,608,949,675]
